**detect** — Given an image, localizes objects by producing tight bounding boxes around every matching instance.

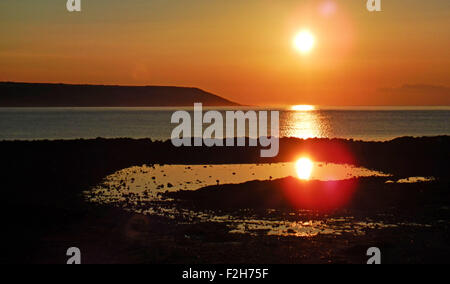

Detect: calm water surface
[1,107,449,141]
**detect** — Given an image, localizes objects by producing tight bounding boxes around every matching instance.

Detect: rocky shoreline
[0,136,449,263]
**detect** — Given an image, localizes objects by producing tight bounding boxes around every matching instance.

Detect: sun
[295,158,314,180]
[293,30,315,54]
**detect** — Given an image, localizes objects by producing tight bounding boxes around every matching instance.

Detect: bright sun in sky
[295,158,314,180]
[293,30,315,54]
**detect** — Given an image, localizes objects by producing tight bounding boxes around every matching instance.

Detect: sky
[0,0,449,106]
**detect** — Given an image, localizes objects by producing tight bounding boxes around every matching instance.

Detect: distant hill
[0,82,240,107]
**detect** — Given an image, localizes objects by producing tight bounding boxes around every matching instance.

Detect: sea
[0,106,449,141]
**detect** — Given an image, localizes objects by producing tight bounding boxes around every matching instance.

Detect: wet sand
[0,136,449,263]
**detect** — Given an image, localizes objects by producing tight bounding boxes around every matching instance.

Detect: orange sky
[0,0,449,106]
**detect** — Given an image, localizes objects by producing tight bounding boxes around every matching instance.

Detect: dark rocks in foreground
[0,136,449,263]
[164,176,450,216]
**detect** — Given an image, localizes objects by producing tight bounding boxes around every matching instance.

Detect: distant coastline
[0,82,240,107]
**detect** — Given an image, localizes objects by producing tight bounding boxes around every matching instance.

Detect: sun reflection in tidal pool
[295,158,314,180]
[85,162,390,205]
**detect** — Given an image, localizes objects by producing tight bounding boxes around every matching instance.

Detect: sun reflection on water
[295,158,314,180]
[291,105,315,111]
[282,108,326,139]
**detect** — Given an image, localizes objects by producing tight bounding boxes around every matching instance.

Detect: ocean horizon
[1,106,449,141]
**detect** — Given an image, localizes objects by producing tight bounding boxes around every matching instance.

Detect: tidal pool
[85,162,390,204]
[85,162,436,238]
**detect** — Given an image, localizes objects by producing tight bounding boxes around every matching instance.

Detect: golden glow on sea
[284,107,322,139]
[295,158,314,180]
[291,105,315,111]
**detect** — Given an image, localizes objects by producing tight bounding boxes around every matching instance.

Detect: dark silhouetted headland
[0,82,240,107]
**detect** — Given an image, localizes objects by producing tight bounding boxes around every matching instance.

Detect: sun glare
[293,30,315,54]
[295,158,314,180]
[291,105,315,111]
